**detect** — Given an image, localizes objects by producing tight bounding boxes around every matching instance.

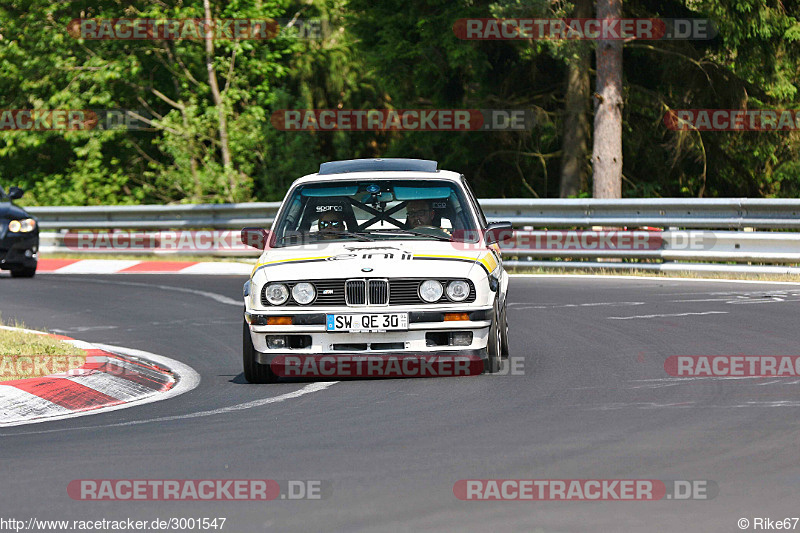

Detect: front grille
[345,279,388,306]
[345,280,366,306]
[368,279,389,305]
[262,279,475,307]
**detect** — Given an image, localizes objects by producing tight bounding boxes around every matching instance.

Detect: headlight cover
[291,282,316,305]
[264,283,290,305]
[446,280,470,301]
[8,218,36,233]
[419,280,443,303]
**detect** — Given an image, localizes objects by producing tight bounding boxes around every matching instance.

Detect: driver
[405,200,436,228]
[318,209,346,238]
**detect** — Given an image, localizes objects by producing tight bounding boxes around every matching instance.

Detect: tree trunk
[559,0,592,198]
[592,0,623,198]
[203,0,234,198]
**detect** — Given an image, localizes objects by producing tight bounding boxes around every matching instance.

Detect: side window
[461,176,487,228]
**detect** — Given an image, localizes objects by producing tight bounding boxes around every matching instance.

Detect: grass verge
[0,320,86,382]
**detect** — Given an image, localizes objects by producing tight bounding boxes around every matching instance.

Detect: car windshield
[271,179,480,246]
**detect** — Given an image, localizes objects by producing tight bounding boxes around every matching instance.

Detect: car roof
[293,170,463,185]
[292,158,463,185]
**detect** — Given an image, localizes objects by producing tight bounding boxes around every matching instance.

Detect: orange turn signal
[443,313,470,321]
[266,316,292,326]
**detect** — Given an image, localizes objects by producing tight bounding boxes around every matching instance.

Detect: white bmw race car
[242,158,511,382]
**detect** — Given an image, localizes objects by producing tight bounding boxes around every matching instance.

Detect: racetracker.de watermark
[270,355,526,378]
[0,355,85,380]
[0,109,153,131]
[64,230,254,253]
[68,480,332,500]
[454,479,718,500]
[665,356,800,377]
[64,229,716,254]
[450,229,716,253]
[453,18,717,40]
[664,109,800,131]
[68,18,327,40]
[270,109,534,131]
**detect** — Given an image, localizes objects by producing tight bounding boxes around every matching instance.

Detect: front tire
[10,265,36,278]
[500,302,509,357]
[485,300,503,374]
[242,320,277,383]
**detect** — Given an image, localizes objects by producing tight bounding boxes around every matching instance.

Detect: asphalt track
[2,273,800,532]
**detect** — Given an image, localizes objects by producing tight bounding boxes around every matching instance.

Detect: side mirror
[7,186,24,200]
[485,222,514,245]
[241,227,268,250]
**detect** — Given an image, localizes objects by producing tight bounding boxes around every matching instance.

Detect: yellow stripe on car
[479,253,498,273]
[414,253,498,274]
[251,256,332,276]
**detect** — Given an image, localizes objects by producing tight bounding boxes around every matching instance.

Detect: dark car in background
[0,186,38,278]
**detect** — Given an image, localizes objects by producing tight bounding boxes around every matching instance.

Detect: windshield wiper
[365,228,452,241]
[275,231,375,244]
[315,230,376,242]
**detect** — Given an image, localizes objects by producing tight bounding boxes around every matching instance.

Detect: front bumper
[246,307,494,363]
[0,233,38,270]
[254,344,487,366]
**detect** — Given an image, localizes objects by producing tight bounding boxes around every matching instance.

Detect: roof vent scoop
[318,158,438,175]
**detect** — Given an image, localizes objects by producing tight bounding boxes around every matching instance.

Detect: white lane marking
[587,401,800,410]
[589,402,696,410]
[151,381,339,420]
[509,301,644,310]
[627,382,681,389]
[660,289,799,297]
[742,401,800,407]
[0,343,201,428]
[670,296,791,304]
[607,311,729,320]
[54,278,242,306]
[630,377,760,382]
[512,274,800,286]
[669,298,736,303]
[0,381,338,436]
[52,325,120,333]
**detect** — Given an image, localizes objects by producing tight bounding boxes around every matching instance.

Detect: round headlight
[419,280,443,303]
[20,219,36,232]
[291,282,316,305]
[8,220,21,232]
[446,280,470,301]
[264,283,289,305]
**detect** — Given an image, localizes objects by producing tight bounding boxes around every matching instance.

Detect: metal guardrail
[27,198,800,230]
[28,202,281,230]
[28,199,800,273]
[478,198,800,229]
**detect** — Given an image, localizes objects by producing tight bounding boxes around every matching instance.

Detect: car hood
[252,240,493,281]
[0,202,31,220]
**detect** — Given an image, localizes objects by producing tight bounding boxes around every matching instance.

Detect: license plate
[326,313,408,332]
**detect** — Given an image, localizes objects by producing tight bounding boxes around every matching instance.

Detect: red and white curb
[36,259,253,275]
[0,328,199,427]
